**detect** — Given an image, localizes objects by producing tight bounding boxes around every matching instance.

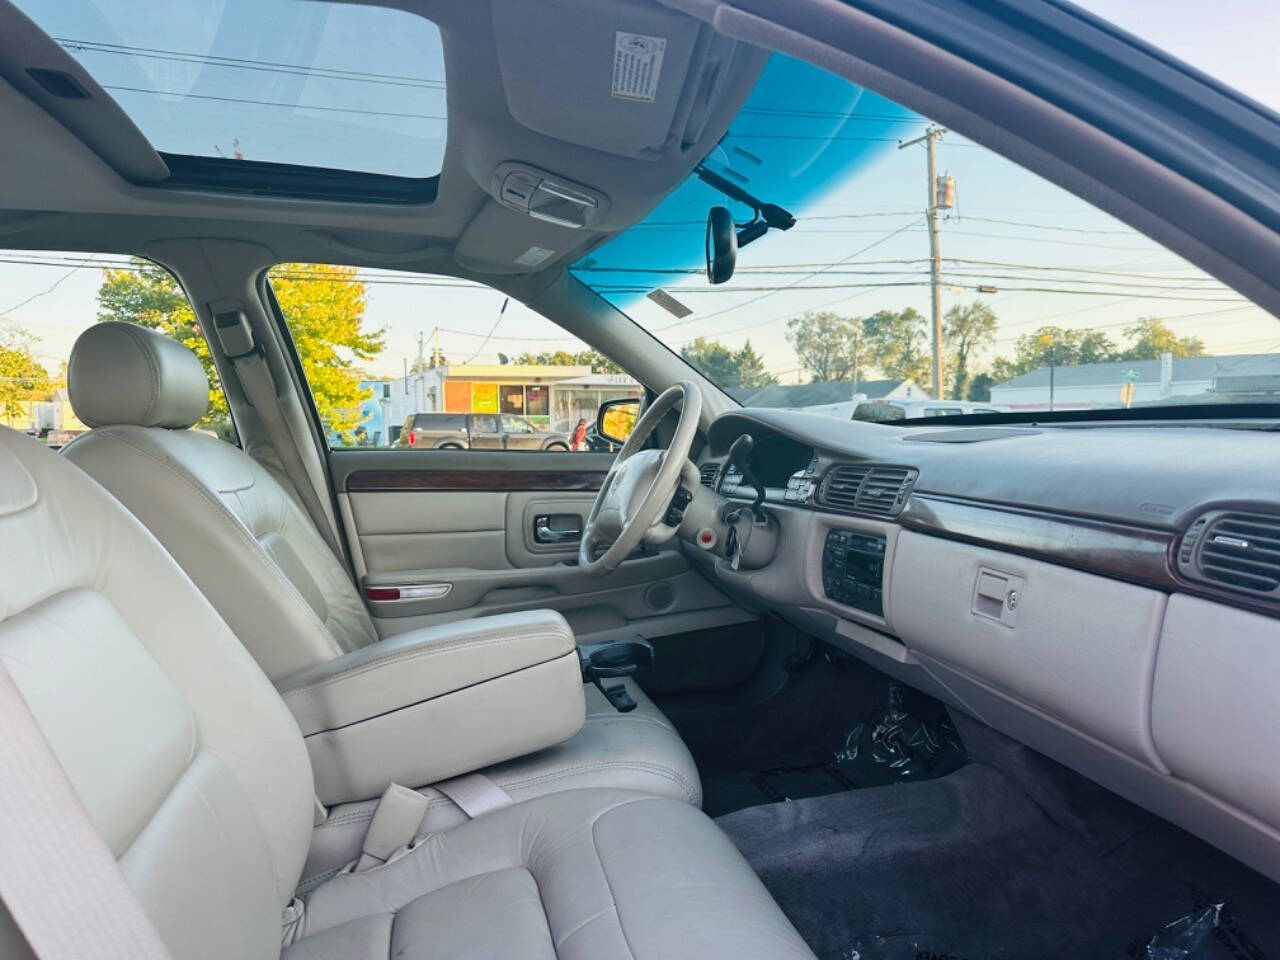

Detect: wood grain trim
[899,492,1178,592]
[346,469,607,493]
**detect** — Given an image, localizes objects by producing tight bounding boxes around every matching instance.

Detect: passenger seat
[61,322,701,888]
[0,425,815,959]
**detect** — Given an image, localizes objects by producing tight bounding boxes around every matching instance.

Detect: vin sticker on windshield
[612,32,666,102]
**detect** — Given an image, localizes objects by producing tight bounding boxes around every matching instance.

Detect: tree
[943,300,998,400]
[99,260,384,443]
[990,325,1120,382]
[786,312,863,383]
[271,264,383,442]
[730,341,774,389]
[97,260,229,424]
[1119,318,1205,360]
[0,324,50,422]
[680,337,775,389]
[862,307,930,388]
[513,349,621,374]
[967,372,995,402]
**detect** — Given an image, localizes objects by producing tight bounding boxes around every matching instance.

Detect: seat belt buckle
[354,782,429,872]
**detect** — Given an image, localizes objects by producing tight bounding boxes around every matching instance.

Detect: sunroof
[15,0,447,181]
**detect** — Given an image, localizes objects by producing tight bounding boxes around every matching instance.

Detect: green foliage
[967,372,995,402]
[0,324,50,421]
[680,337,775,388]
[1119,318,1205,360]
[97,260,229,425]
[100,260,385,443]
[271,264,384,443]
[513,349,621,374]
[990,325,1120,382]
[862,307,930,388]
[785,312,863,383]
[943,300,998,400]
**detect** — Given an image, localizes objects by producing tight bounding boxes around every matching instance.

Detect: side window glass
[502,414,533,434]
[1,251,235,446]
[268,264,642,450]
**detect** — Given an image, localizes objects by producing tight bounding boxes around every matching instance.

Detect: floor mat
[718,762,1280,960]
[702,680,969,817]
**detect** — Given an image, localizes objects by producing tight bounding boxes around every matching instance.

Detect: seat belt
[212,307,347,566]
[433,773,514,819]
[0,660,173,960]
[352,775,513,873]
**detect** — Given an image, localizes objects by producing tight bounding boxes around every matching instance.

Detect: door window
[0,251,235,446]
[268,265,640,449]
[502,414,533,434]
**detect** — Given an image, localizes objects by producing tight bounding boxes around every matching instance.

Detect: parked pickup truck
[398,412,572,450]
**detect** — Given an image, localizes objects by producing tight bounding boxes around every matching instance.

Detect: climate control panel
[822,529,886,616]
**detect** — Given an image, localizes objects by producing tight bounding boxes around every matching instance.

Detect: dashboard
[689,406,1280,887]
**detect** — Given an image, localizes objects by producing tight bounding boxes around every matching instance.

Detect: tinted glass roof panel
[15,0,447,178]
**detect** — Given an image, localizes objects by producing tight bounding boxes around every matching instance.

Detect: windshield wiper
[694,164,796,247]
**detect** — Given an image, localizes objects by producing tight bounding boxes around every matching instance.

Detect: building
[355,364,641,445]
[0,388,86,437]
[731,378,924,417]
[990,353,1280,411]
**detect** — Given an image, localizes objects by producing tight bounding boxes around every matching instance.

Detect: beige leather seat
[61,322,701,889]
[0,425,815,959]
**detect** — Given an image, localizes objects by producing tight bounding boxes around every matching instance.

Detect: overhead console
[454,0,767,275]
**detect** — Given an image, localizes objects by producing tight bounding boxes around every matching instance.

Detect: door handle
[534,515,582,544]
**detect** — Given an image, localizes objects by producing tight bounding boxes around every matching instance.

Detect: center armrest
[278,609,585,804]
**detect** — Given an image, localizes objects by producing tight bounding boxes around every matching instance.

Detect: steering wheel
[579,380,702,576]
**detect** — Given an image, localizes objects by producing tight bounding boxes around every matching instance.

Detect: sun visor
[453,199,585,275]
[491,0,736,160]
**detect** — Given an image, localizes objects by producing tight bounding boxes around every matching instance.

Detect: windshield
[570,54,1279,421]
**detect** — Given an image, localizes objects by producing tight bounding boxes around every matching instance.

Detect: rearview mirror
[705,206,737,285]
[597,397,640,445]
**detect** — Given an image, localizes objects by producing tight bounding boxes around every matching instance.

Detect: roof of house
[731,378,904,407]
[993,354,1280,390]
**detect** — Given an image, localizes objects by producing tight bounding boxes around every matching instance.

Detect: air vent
[858,466,913,516]
[1187,512,1280,596]
[699,461,721,488]
[817,464,917,517]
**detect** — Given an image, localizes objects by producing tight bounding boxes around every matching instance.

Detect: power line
[943,215,1138,236]
[649,217,925,333]
[103,85,446,122]
[57,38,445,88]
[1,268,78,315]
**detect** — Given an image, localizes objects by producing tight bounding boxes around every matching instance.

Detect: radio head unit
[822,529,886,616]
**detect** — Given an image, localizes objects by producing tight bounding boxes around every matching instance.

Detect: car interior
[1,1,1279,959]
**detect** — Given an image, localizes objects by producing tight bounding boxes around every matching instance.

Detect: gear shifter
[578,636,655,713]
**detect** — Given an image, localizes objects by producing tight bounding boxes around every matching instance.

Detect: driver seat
[61,322,701,890]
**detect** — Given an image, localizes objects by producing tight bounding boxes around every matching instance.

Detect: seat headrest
[68,322,209,429]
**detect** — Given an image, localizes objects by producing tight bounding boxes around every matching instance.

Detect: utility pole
[416,331,426,412]
[899,124,946,399]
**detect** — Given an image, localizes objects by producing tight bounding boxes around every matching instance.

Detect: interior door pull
[534,516,581,544]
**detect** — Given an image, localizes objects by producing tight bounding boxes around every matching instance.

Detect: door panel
[349,490,507,572]
[330,448,754,645]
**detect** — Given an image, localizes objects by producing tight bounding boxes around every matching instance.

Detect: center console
[822,529,887,615]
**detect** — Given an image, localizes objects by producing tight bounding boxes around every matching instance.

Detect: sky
[2,0,1277,396]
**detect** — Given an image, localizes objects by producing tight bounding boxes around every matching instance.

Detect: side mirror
[597,397,640,445]
[705,206,737,285]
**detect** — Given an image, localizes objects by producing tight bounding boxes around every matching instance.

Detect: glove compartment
[889,530,1167,770]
